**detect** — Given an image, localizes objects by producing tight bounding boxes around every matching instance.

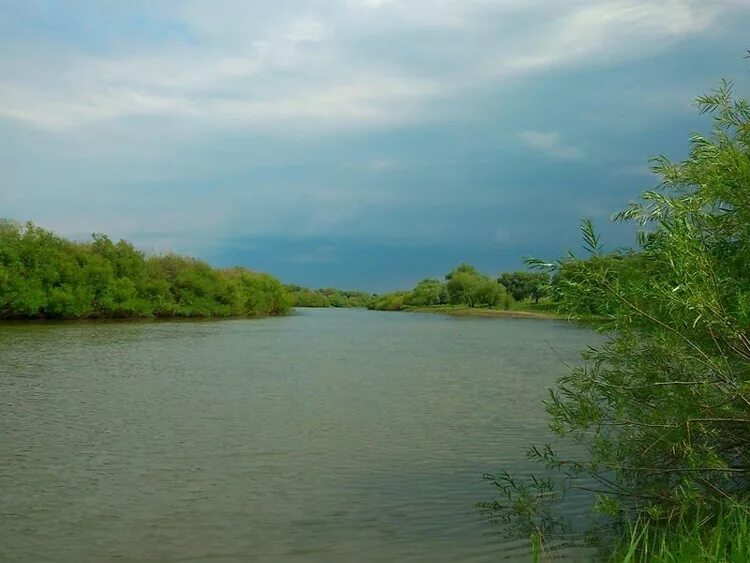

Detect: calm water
[1,309,597,562]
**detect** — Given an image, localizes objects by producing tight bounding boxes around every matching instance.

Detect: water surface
[1,308,596,562]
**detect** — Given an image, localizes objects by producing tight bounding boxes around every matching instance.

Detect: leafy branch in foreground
[478,469,565,537]
[485,74,750,545]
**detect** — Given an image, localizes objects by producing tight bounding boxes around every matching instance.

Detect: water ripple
[0,309,598,562]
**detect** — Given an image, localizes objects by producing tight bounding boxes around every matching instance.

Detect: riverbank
[0,311,291,325]
[396,304,567,320]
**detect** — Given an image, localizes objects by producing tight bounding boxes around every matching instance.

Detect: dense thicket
[485,77,750,544]
[0,221,290,319]
[285,285,373,308]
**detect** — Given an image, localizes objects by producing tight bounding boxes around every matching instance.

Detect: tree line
[369,264,550,311]
[0,217,564,319]
[285,285,373,308]
[0,220,290,319]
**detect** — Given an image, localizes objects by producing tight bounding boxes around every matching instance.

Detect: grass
[612,503,750,563]
[402,299,570,320]
[403,304,564,319]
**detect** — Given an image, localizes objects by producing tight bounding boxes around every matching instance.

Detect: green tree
[406,278,446,306]
[489,78,750,532]
[446,271,482,306]
[445,264,508,308]
[473,277,506,308]
[445,262,480,280]
[498,271,550,303]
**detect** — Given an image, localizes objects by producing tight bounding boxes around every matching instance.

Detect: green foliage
[498,271,550,303]
[0,222,291,319]
[445,264,508,308]
[444,262,480,280]
[445,271,477,306]
[546,251,648,316]
[405,278,446,306]
[369,264,512,311]
[489,75,750,548]
[479,470,564,537]
[368,291,410,311]
[612,502,750,562]
[285,285,373,308]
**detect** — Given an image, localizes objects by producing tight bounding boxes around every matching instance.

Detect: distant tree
[498,271,550,303]
[446,271,482,306]
[406,278,446,306]
[445,264,509,308]
[445,262,481,280]
[285,286,372,308]
[473,277,506,308]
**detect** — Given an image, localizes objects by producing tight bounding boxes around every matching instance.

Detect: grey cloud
[518,130,584,160]
[1,1,748,289]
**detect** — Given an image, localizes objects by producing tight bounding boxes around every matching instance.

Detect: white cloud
[0,0,740,131]
[476,0,731,85]
[518,130,584,160]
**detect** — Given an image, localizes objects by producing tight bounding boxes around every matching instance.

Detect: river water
[1,308,598,562]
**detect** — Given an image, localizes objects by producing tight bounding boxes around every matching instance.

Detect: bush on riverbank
[369,291,411,311]
[0,221,290,319]
[485,74,750,558]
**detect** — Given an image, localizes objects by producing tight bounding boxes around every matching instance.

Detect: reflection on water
[1,309,597,562]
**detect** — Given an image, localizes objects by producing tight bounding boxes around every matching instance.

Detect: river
[1,308,597,562]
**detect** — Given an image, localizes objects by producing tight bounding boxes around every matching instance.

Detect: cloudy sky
[2,1,749,290]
